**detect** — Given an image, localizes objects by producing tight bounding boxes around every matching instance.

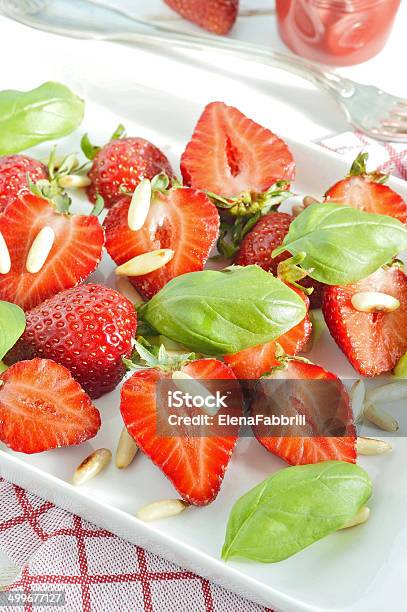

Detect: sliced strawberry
[121,358,242,505]
[104,187,219,300]
[0,155,48,212]
[235,211,325,308]
[164,0,238,34]
[322,266,407,376]
[0,193,104,310]
[0,358,101,454]
[250,359,356,465]
[324,153,407,223]
[181,102,295,198]
[224,288,312,379]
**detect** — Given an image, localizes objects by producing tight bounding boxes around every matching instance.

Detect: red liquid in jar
[276,0,401,65]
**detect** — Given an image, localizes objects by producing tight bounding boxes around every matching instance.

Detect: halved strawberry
[224,288,312,379]
[121,356,242,505]
[322,266,407,376]
[103,185,219,300]
[250,359,356,465]
[324,152,407,223]
[181,102,295,199]
[0,358,101,454]
[0,193,104,311]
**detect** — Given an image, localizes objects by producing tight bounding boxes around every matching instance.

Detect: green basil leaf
[273,203,407,285]
[222,461,372,563]
[0,301,25,361]
[139,266,306,355]
[0,82,85,155]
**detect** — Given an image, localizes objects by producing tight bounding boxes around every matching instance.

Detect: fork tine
[380,120,407,132]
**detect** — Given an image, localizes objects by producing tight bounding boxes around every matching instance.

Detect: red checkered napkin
[0,132,406,612]
[0,479,269,612]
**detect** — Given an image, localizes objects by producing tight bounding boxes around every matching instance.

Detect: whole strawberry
[83,127,173,208]
[0,155,48,212]
[164,0,239,35]
[235,211,325,308]
[6,284,137,399]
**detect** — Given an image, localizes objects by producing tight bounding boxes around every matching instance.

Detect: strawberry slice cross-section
[0,193,104,311]
[104,185,219,300]
[181,102,295,198]
[0,358,101,454]
[121,356,243,505]
[250,359,356,466]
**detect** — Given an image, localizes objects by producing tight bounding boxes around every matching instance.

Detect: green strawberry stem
[81,123,126,161]
[125,338,196,372]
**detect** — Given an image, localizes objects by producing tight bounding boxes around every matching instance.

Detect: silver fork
[2,0,407,142]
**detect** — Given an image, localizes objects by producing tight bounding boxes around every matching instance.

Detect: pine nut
[115,277,145,305]
[137,499,189,522]
[0,231,11,274]
[58,175,91,189]
[115,249,174,277]
[364,403,399,432]
[357,436,392,455]
[115,427,138,469]
[366,381,407,404]
[128,179,152,231]
[72,448,112,485]
[303,195,319,207]
[292,204,304,217]
[350,380,366,423]
[351,291,400,313]
[339,506,370,529]
[26,226,55,274]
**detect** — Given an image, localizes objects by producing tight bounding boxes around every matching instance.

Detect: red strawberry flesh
[0,358,101,454]
[104,187,219,300]
[181,102,295,198]
[121,359,242,505]
[322,266,407,376]
[325,176,407,223]
[0,193,104,311]
[250,360,356,465]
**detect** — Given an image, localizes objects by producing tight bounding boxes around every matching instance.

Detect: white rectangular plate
[1,19,407,612]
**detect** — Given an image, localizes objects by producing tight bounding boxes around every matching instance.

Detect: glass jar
[276,0,401,66]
